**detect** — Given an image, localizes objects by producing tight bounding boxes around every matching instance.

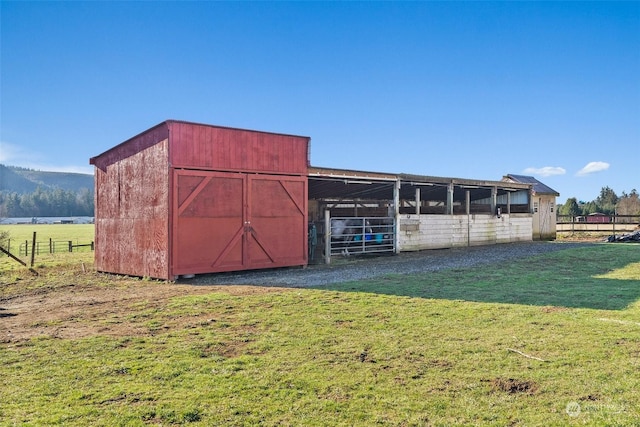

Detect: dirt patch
[540,306,569,313]
[0,278,286,343]
[490,377,538,394]
[0,241,596,343]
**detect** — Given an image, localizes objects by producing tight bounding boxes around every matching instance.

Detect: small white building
[502,174,559,240]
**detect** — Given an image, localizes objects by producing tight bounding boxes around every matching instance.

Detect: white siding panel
[399,214,532,251]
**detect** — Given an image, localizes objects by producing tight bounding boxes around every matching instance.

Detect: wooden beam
[0,246,38,275]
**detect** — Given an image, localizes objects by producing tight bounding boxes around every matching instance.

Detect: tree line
[558,186,640,217]
[0,187,94,218]
[1,184,637,220]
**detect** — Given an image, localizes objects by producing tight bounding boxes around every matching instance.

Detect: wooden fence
[3,238,94,257]
[556,215,640,233]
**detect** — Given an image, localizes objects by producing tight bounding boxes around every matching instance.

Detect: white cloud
[576,161,610,177]
[43,165,95,175]
[522,166,566,177]
[0,141,93,175]
[0,142,30,164]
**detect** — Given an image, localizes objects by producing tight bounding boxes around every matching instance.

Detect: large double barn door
[172,170,307,276]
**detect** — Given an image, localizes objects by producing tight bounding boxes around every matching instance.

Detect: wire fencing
[3,238,94,257]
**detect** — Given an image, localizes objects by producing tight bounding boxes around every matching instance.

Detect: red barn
[586,213,611,223]
[90,120,310,280]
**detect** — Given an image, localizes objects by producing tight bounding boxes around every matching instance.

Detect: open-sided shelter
[307,167,535,261]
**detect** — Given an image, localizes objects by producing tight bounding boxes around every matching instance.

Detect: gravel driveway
[183,241,595,288]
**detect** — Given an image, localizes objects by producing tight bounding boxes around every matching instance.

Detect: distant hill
[0,164,94,194]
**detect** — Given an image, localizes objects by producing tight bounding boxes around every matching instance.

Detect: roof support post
[466,189,471,247]
[447,183,454,215]
[529,189,534,214]
[394,179,400,254]
[415,187,421,215]
[324,209,331,265]
[491,186,497,215]
[465,189,470,215]
[507,191,511,214]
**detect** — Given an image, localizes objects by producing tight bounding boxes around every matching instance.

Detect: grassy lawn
[1,244,639,426]
[0,224,94,271]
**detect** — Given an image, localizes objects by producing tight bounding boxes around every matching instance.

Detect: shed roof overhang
[308,166,532,202]
[308,166,398,200]
[398,173,531,202]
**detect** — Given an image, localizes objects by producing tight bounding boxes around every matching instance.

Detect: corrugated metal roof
[504,174,559,196]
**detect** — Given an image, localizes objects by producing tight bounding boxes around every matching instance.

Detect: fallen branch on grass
[507,348,547,362]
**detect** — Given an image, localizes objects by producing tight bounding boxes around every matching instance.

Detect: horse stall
[90,120,310,280]
[395,174,534,250]
[328,216,395,257]
[306,168,536,263]
[307,167,400,264]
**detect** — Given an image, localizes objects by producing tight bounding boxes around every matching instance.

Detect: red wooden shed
[90,120,310,280]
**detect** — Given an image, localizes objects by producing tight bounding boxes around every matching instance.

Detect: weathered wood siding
[398,214,532,251]
[90,123,169,172]
[533,195,557,240]
[92,120,310,280]
[94,139,170,279]
[168,121,309,175]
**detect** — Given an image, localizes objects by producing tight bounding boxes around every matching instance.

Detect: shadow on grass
[314,245,640,310]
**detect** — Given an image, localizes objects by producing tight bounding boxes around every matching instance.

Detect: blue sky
[1,1,638,204]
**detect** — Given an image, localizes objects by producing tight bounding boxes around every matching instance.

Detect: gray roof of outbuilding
[504,174,560,196]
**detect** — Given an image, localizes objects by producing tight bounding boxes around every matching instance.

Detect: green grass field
[0,224,94,271]
[1,242,639,426]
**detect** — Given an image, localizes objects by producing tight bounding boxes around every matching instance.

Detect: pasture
[0,224,94,271]
[1,237,639,425]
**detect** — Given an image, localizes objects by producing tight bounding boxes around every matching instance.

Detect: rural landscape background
[1,2,639,424]
[1,164,638,221]
[0,167,639,425]
[1,221,639,425]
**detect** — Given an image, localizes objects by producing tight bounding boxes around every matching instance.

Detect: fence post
[69,241,73,252]
[30,232,36,267]
[50,238,53,254]
[25,240,28,257]
[612,213,616,238]
[91,241,95,251]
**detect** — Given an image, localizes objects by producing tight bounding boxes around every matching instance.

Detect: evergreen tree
[596,186,618,214]
[581,201,600,215]
[560,197,581,217]
[0,188,94,217]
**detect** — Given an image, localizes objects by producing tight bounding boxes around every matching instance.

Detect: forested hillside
[0,165,94,217]
[0,164,93,193]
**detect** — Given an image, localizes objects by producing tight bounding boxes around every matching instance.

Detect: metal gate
[327,216,395,258]
[172,169,307,276]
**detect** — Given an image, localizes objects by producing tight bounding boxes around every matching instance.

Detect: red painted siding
[168,121,309,175]
[90,123,169,172]
[171,170,307,275]
[91,120,310,280]
[93,138,170,279]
